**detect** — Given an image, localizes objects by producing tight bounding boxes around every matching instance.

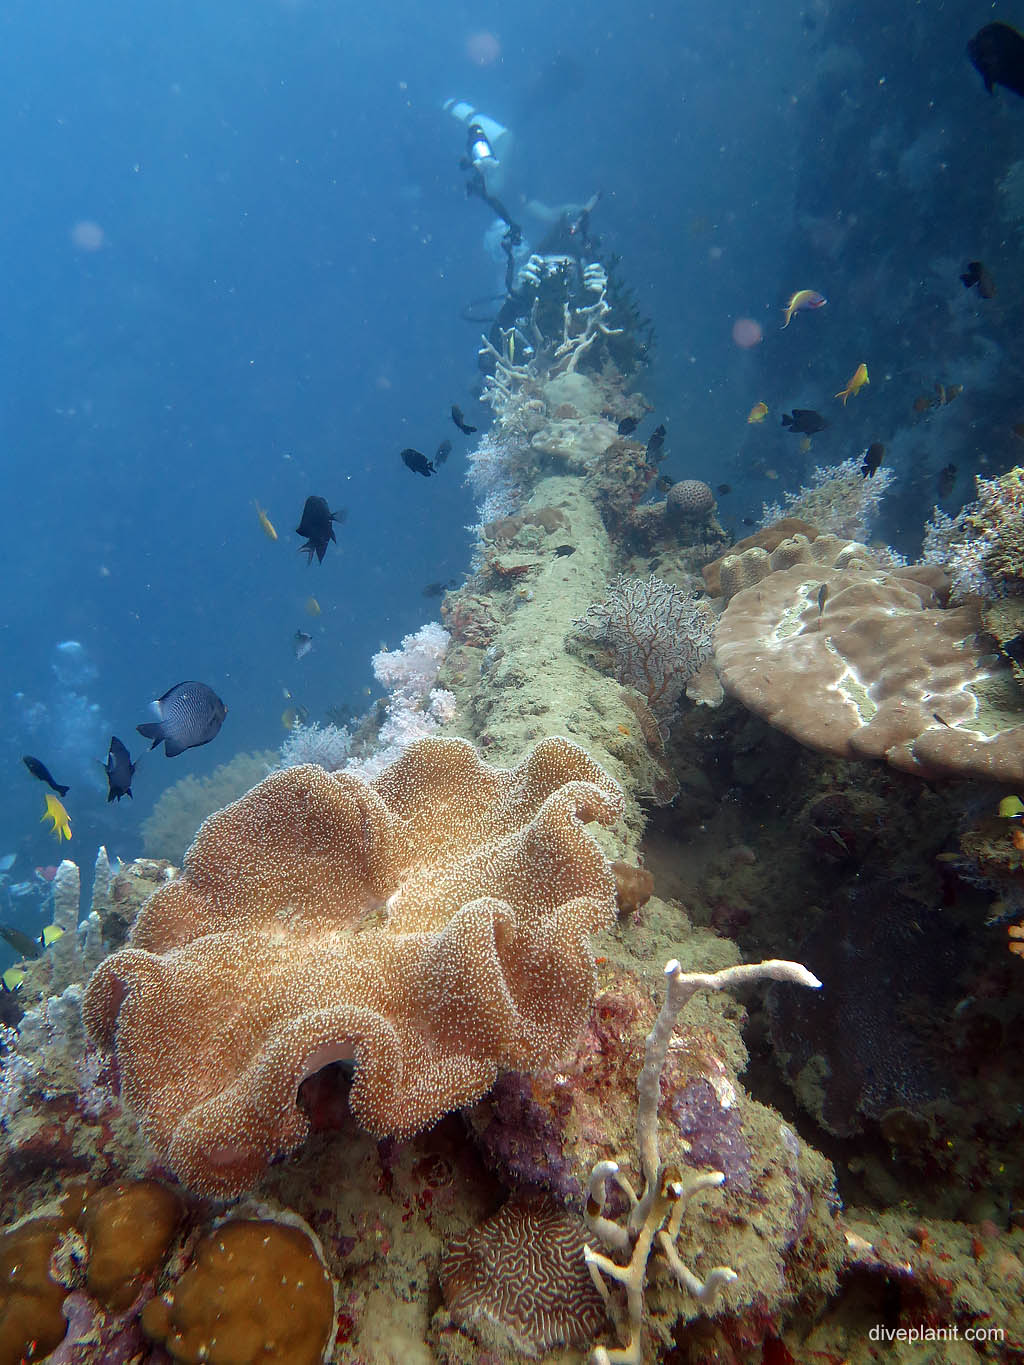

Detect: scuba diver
[443,98,525,294]
[443,97,603,371]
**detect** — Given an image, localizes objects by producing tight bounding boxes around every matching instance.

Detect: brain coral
[82,737,624,1196]
[715,562,1024,781]
[439,1194,606,1357]
[666,478,715,519]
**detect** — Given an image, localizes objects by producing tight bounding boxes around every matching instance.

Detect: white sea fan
[574,574,715,730]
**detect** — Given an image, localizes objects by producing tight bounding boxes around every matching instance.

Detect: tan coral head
[82,736,624,1197]
[715,563,1024,783]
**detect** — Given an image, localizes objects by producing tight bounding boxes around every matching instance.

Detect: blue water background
[0,0,1002,958]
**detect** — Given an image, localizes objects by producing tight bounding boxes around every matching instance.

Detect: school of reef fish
[4,10,1024,1365]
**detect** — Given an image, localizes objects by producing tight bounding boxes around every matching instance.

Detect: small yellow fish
[781,289,827,328]
[40,793,72,842]
[41,924,65,947]
[281,705,309,731]
[747,401,769,424]
[799,436,812,453]
[2,966,25,992]
[998,795,1024,818]
[253,500,278,541]
[835,362,869,405]
[305,596,321,618]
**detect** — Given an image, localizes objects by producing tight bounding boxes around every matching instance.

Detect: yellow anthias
[253,499,278,541]
[40,792,72,841]
[835,362,869,405]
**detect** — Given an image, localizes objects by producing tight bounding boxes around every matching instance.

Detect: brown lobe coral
[82,737,624,1196]
[81,1179,184,1310]
[141,1218,334,1364]
[0,1217,73,1365]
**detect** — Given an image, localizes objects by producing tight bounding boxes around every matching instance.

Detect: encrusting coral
[82,736,625,1196]
[715,558,1024,782]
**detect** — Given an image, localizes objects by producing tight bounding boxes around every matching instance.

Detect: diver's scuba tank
[443,99,511,176]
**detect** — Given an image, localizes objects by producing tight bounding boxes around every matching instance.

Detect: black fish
[937,463,957,499]
[742,517,756,526]
[717,483,732,495]
[860,443,885,479]
[655,475,674,493]
[137,681,227,758]
[435,439,453,466]
[0,924,40,960]
[22,755,69,798]
[817,583,829,614]
[554,544,576,557]
[103,736,135,803]
[401,448,434,477]
[968,22,1024,98]
[646,423,666,458]
[960,261,996,299]
[451,404,477,435]
[617,416,639,436]
[295,495,343,565]
[1002,633,1024,667]
[781,409,828,435]
[422,578,458,598]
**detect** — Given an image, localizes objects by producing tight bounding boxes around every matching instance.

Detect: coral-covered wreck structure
[2,238,1023,1365]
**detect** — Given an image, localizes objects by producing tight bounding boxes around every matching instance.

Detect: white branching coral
[584,958,822,1365]
[372,622,450,693]
[278,721,352,772]
[465,431,534,525]
[761,457,894,543]
[480,260,623,421]
[346,622,456,779]
[573,575,715,729]
[0,986,110,1121]
[921,468,1024,602]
